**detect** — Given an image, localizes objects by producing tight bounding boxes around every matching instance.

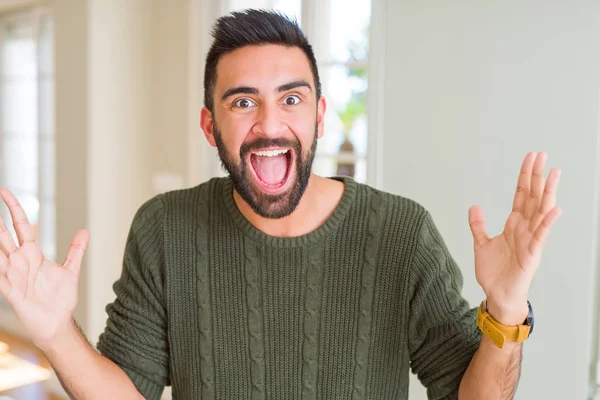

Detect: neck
[232,173,345,237]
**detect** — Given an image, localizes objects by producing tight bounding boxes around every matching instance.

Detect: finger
[530,168,561,232]
[524,152,547,220]
[469,205,490,251]
[63,230,90,276]
[512,152,537,213]
[0,213,18,256]
[0,189,36,246]
[529,206,562,255]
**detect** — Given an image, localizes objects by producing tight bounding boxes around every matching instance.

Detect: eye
[233,98,257,109]
[283,95,301,106]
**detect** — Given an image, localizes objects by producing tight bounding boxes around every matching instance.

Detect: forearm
[38,320,144,400]
[458,335,522,399]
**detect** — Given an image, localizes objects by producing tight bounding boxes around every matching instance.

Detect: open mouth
[249,148,293,194]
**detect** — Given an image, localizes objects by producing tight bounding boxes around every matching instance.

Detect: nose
[252,103,286,138]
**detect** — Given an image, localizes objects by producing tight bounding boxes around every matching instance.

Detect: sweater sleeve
[407,211,481,400]
[96,195,170,400]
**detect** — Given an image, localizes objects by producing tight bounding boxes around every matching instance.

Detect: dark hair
[203,9,322,113]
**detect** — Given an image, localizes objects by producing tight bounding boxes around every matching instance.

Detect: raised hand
[0,189,89,345]
[468,152,562,325]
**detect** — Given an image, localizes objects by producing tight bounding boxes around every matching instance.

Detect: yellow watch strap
[476,303,531,349]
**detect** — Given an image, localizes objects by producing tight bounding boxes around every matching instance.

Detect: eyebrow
[221,80,312,101]
[221,86,258,101]
[276,80,312,93]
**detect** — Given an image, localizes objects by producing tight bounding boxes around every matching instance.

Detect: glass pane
[228,0,301,21]
[312,155,366,183]
[273,0,302,21]
[354,157,367,183]
[312,156,337,178]
[2,80,38,135]
[328,0,371,64]
[318,65,346,156]
[228,0,271,11]
[2,35,36,77]
[2,137,38,192]
[316,64,368,180]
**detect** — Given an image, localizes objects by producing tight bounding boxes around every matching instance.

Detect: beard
[213,123,318,219]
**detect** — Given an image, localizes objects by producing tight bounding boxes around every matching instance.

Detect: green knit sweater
[97,176,481,400]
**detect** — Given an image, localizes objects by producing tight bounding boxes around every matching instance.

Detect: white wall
[380,1,600,399]
[53,0,90,331]
[57,0,190,344]
[54,2,186,398]
[86,0,154,341]
[0,0,38,12]
[151,0,189,188]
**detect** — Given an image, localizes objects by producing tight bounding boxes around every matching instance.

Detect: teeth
[253,149,289,157]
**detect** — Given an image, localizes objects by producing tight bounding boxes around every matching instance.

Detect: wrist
[35,319,80,356]
[485,298,529,326]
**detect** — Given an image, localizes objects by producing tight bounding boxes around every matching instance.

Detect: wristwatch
[476,300,534,349]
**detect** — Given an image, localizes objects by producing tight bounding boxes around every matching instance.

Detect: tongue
[252,154,287,185]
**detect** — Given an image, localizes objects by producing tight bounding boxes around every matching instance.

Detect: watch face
[526,300,534,335]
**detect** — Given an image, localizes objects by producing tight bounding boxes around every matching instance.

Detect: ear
[200,106,217,147]
[316,96,327,139]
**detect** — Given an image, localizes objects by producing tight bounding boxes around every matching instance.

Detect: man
[0,9,561,400]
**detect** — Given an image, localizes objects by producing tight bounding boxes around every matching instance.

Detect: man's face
[201,44,326,219]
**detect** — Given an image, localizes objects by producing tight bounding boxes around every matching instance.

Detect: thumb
[469,205,489,251]
[63,230,90,277]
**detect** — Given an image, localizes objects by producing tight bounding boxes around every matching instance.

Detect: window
[223,0,372,183]
[0,9,55,264]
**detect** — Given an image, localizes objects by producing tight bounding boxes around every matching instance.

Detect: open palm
[468,152,562,323]
[0,189,89,344]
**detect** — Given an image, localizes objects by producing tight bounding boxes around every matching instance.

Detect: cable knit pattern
[244,238,266,399]
[196,191,215,399]
[301,244,325,399]
[97,176,481,400]
[352,190,385,399]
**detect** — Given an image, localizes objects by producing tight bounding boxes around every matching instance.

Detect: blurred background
[0,0,598,399]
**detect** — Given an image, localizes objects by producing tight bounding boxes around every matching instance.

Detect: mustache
[240,137,301,158]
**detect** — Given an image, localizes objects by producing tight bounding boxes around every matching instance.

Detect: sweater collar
[222,176,358,248]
